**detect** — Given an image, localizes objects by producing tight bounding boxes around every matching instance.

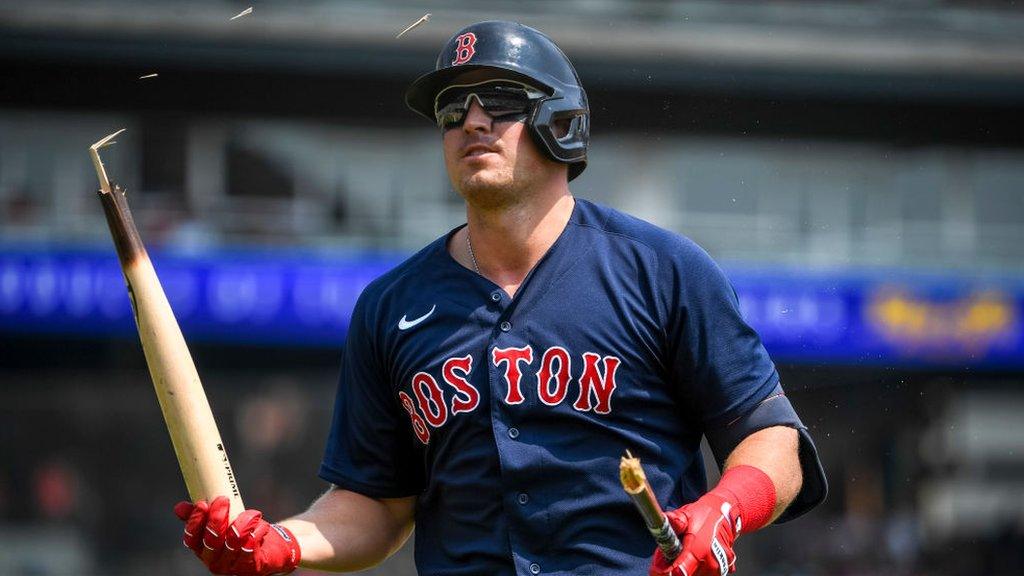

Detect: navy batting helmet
[405,20,590,181]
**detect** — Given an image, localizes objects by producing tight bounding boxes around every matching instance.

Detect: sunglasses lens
[479,94,531,117]
[434,83,540,129]
[437,105,467,130]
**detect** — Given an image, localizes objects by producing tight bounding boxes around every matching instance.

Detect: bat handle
[650,515,683,561]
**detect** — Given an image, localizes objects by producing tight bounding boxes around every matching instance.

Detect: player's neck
[462,191,574,296]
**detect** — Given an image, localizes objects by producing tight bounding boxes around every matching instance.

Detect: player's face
[441,86,562,208]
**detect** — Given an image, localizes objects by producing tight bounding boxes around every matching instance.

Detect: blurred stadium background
[2,1,1024,574]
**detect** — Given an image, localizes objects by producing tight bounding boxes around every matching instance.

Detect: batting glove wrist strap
[710,465,777,534]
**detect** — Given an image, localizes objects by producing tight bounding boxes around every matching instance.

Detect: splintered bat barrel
[99,183,243,519]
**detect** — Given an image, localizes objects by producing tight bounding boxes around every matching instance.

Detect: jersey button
[530,562,541,574]
[490,291,501,302]
[500,321,512,332]
[517,493,529,505]
[508,427,519,439]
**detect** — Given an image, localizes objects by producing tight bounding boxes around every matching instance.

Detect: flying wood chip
[396,13,430,38]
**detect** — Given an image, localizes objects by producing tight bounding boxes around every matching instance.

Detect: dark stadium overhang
[2,0,1024,107]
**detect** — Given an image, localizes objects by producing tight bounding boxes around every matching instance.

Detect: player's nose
[462,98,492,133]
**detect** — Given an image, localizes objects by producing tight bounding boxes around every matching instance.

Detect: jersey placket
[485,285,546,576]
[478,233,573,576]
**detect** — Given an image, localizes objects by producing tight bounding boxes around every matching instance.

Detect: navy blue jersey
[320,199,826,576]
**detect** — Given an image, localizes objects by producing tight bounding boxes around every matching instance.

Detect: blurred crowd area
[2,1,1024,575]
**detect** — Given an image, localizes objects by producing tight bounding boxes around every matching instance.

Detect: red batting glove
[174,496,301,576]
[649,491,739,576]
[649,465,777,576]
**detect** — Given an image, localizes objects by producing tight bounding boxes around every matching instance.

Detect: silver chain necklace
[466,229,481,274]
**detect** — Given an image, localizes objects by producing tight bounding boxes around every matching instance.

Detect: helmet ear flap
[527,97,589,178]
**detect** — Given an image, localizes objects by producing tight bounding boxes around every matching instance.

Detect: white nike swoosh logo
[397,304,436,330]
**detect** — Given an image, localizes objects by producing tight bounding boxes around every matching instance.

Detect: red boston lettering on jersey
[492,346,533,405]
[451,32,477,65]
[573,352,621,414]
[398,391,431,444]
[444,355,479,415]
[400,346,621,444]
[536,346,572,406]
[412,372,449,428]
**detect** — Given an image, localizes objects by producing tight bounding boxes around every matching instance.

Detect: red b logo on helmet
[451,32,477,66]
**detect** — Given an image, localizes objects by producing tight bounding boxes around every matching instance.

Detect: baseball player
[174,20,827,576]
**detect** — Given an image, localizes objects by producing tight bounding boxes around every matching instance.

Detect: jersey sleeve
[666,242,780,430]
[318,293,424,498]
[665,241,826,521]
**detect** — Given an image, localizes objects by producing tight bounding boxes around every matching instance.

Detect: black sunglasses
[434,80,547,130]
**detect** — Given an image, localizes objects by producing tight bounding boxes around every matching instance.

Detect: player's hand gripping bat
[89,129,243,519]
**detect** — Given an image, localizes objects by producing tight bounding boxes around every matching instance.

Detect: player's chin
[458,173,516,203]
[459,166,511,190]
